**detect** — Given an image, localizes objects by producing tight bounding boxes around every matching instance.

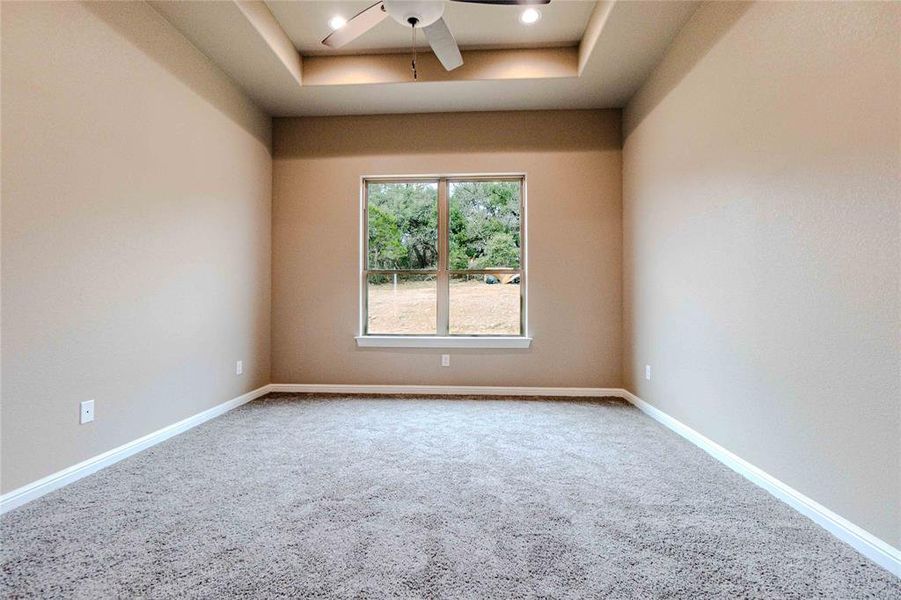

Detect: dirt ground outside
[367,278,520,335]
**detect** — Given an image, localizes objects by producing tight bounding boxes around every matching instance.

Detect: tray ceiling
[150,1,700,116]
[266,0,597,56]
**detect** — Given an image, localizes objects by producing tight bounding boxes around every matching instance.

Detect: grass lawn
[368,279,520,335]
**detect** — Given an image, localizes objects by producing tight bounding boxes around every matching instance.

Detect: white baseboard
[268,383,622,397]
[273,383,899,575]
[0,384,272,515]
[618,389,900,577]
[4,382,897,578]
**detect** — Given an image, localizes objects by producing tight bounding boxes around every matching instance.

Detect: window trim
[355,335,532,349]
[358,173,530,348]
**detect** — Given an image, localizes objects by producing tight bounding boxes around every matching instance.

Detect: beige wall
[1,1,272,492]
[5,0,894,553]
[272,110,622,387]
[623,1,899,545]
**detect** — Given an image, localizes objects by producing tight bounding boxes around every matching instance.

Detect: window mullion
[436,178,449,336]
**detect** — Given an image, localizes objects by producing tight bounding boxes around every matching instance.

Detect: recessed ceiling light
[520,8,541,25]
[328,15,347,31]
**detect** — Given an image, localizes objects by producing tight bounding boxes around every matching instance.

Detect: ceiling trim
[303,47,577,87]
[577,0,615,75]
[234,0,302,86]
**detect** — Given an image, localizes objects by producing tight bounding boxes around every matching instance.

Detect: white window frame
[356,174,531,349]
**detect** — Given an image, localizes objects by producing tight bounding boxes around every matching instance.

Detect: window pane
[368,182,438,270]
[449,180,521,270]
[449,273,521,335]
[367,274,437,335]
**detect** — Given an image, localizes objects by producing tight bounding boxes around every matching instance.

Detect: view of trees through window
[367,182,438,271]
[449,181,521,270]
[366,178,523,336]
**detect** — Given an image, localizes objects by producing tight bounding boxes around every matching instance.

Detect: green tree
[368,180,521,271]
[449,181,520,268]
[368,182,438,269]
[368,204,406,269]
[478,232,520,269]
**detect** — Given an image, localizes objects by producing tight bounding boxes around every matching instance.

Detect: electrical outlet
[236,360,243,375]
[645,365,652,381]
[441,354,450,367]
[80,400,95,424]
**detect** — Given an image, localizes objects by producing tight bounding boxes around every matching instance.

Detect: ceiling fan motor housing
[383,0,445,28]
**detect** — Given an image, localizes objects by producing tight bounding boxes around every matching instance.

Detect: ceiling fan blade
[423,17,463,71]
[450,0,551,5]
[321,1,387,48]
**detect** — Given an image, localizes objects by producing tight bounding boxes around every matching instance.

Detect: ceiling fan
[321,0,551,76]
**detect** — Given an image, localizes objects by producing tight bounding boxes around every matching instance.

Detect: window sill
[355,336,532,349]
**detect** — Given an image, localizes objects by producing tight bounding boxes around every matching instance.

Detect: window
[359,176,529,348]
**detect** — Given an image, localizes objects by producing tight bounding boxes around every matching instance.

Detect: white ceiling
[151,0,700,116]
[266,0,597,56]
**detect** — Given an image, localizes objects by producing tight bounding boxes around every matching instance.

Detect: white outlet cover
[645,365,652,381]
[441,354,450,367]
[236,360,243,375]
[80,399,95,424]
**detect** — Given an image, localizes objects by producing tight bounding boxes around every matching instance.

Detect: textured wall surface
[1,1,273,492]
[272,110,622,388]
[623,1,900,545]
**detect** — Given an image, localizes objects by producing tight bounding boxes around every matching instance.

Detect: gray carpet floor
[1,394,898,599]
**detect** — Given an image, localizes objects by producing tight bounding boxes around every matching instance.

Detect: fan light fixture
[321,0,553,78]
[520,7,541,24]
